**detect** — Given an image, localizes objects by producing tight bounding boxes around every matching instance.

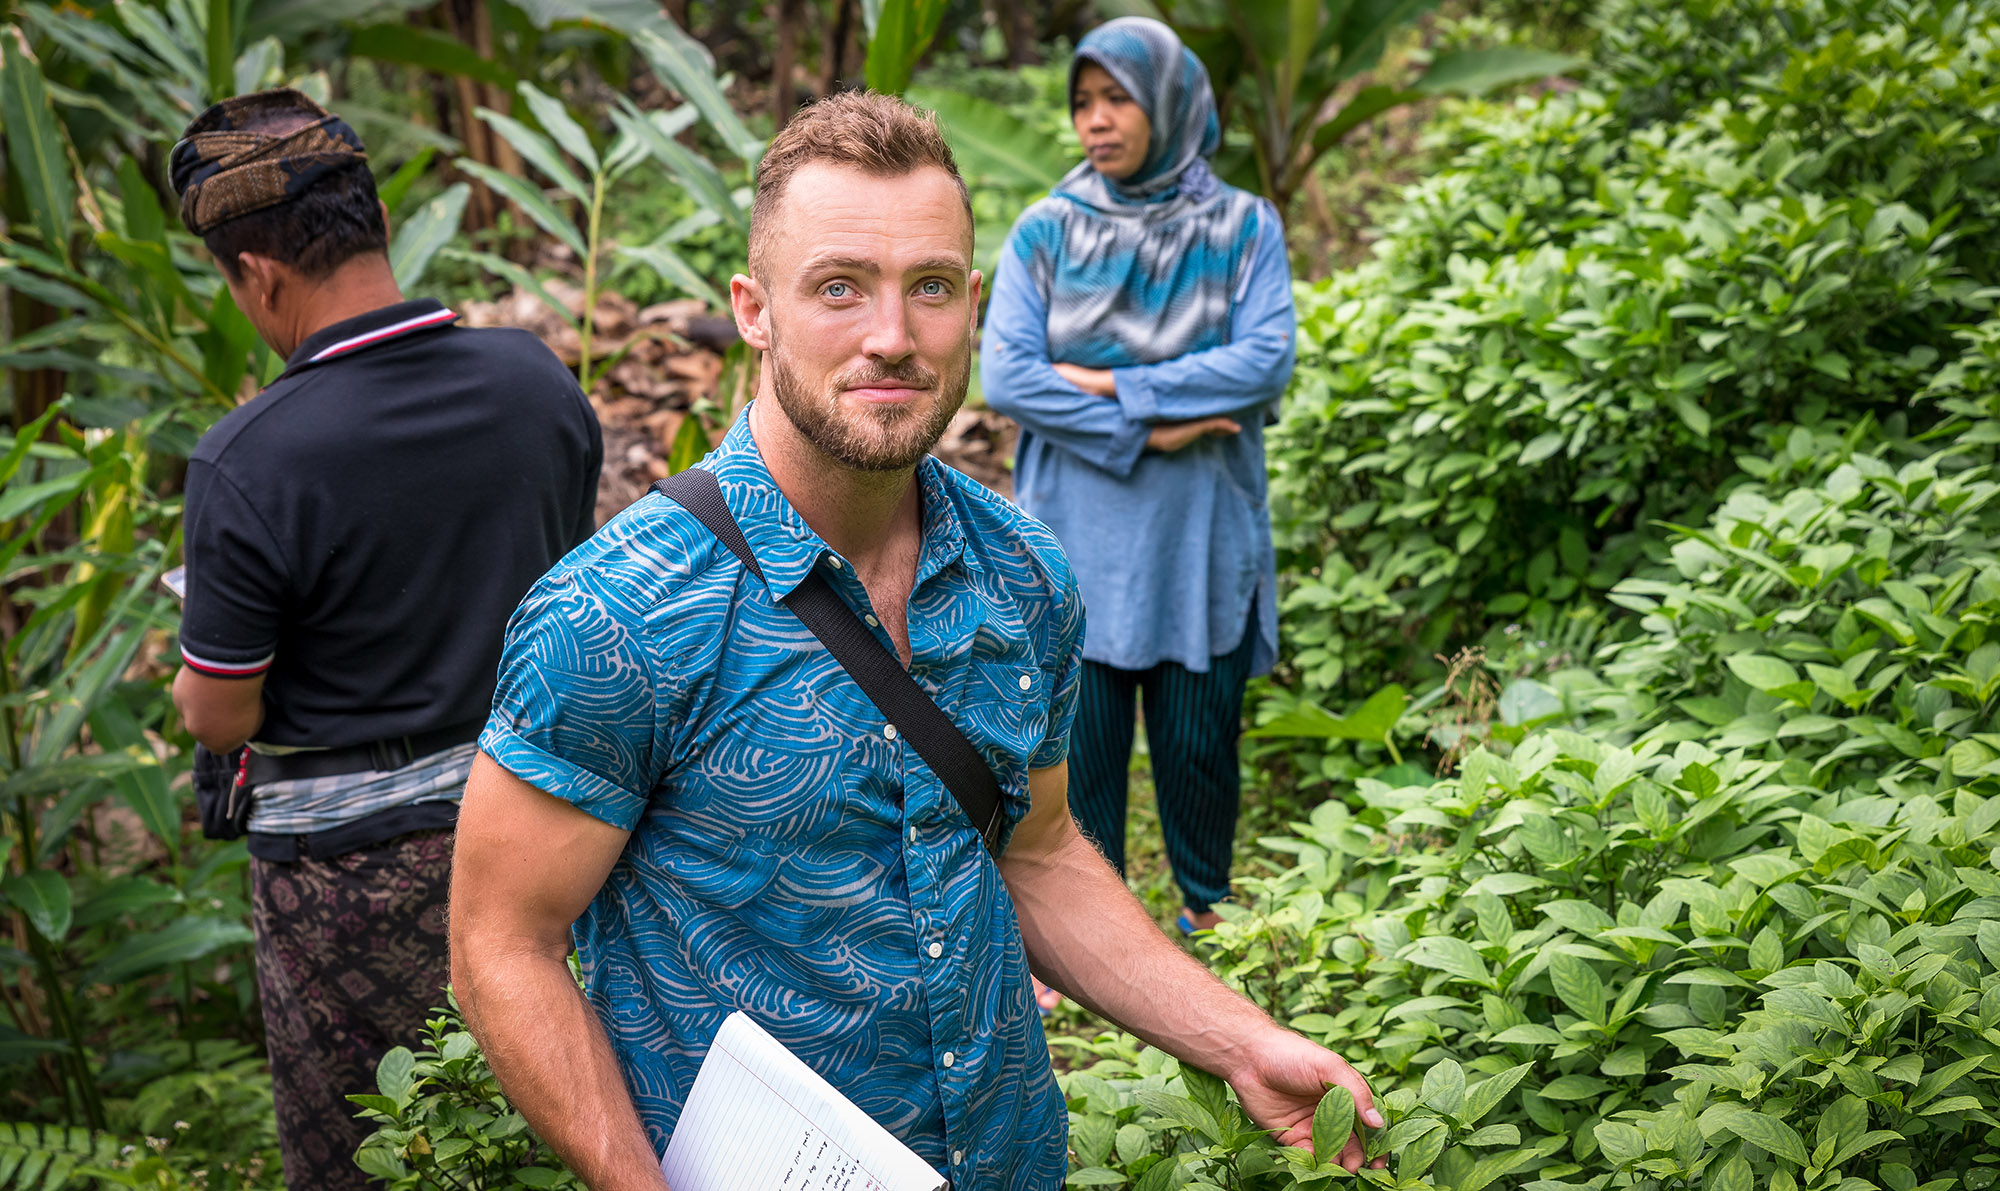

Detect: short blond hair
[749,91,971,279]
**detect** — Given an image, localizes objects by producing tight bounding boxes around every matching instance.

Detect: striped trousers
[1067,621,1256,914]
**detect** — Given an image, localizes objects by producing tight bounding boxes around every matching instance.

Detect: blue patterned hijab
[1038,17,1266,367]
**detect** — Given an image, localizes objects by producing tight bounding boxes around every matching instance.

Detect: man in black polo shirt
[167,89,601,1188]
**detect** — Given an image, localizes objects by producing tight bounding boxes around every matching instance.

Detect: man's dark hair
[203,158,386,281]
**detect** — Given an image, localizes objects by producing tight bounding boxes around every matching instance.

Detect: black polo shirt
[179,298,602,752]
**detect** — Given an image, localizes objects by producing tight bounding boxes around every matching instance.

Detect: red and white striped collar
[306,305,458,362]
[280,301,460,376]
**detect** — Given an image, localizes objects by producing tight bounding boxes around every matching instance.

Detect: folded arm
[979,250,1153,479]
[999,761,1384,1171]
[451,754,669,1191]
[1107,213,1297,425]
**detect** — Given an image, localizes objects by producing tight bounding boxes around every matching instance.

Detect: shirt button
[865,614,879,627]
[952,1150,964,1166]
[884,724,898,741]
[826,556,843,570]
[927,941,942,959]
[908,825,917,843]
[1017,673,1032,690]
[941,1051,955,1068]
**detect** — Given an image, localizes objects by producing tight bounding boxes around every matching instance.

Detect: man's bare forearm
[454,942,668,1191]
[1002,824,1277,1078]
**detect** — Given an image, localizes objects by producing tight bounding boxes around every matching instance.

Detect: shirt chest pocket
[960,661,1049,773]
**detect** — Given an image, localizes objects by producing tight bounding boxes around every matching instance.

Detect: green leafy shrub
[1263,0,2000,724]
[351,999,580,1190]
[1065,318,2000,1189]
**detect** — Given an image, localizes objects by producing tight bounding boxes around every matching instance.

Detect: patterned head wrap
[1065,16,1222,202]
[169,89,368,236]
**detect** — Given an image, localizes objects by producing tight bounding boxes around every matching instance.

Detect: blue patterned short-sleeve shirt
[481,407,1081,1188]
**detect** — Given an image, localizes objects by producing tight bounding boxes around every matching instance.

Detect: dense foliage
[1265,0,1999,716]
[1062,320,2000,1189]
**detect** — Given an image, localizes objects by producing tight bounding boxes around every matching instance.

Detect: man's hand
[1052,361,1116,396]
[1225,1027,1386,1173]
[1147,416,1241,453]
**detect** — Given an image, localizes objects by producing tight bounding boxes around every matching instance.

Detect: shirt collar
[704,405,979,604]
[282,298,458,374]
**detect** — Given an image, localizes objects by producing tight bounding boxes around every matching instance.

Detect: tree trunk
[991,0,1037,66]
[771,0,803,132]
[428,0,525,233]
[822,0,854,93]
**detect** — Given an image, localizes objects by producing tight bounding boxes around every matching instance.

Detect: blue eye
[824,282,852,298]
[919,280,947,297]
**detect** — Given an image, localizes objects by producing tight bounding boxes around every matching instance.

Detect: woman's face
[1072,62,1151,181]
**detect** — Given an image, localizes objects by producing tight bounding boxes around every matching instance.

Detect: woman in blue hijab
[983,19,1294,947]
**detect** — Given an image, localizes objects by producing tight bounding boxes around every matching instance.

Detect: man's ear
[968,268,984,338]
[378,198,393,241]
[234,252,288,314]
[730,273,771,351]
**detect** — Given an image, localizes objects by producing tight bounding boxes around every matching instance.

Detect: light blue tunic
[480,410,1080,1187]
[981,201,1294,676]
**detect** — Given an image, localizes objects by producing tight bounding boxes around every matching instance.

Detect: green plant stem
[577,172,607,389]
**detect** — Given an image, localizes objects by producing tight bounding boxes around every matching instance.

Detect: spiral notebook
[659,1012,947,1191]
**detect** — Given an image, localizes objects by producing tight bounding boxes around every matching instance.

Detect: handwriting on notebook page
[779,1130,888,1191]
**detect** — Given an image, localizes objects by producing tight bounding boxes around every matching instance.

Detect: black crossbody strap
[652,469,1006,857]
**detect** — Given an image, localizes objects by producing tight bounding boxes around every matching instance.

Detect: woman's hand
[1052,362,1117,397]
[1147,417,1241,453]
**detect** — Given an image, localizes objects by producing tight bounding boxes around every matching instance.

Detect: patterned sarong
[250,828,452,1190]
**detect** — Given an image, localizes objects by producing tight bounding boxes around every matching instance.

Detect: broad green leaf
[911,85,1070,190]
[87,916,253,984]
[1406,935,1492,986]
[1538,1074,1611,1100]
[454,159,586,257]
[0,870,73,943]
[1311,1085,1355,1161]
[1461,1064,1532,1126]
[388,183,470,292]
[609,102,746,230]
[1,38,76,261]
[1420,1059,1466,1118]
[1248,685,1405,742]
[1311,83,1421,155]
[476,109,591,203]
[617,241,727,310]
[1550,953,1607,1025]
[1415,47,1582,95]
[375,1046,416,1099]
[630,24,763,163]
[1727,654,1801,692]
[1721,1110,1809,1166]
[87,701,179,855]
[864,0,948,94]
[518,82,600,175]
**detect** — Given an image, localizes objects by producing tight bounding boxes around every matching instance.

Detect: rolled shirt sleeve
[479,574,661,831]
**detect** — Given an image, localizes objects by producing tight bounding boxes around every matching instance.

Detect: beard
[767,330,969,473]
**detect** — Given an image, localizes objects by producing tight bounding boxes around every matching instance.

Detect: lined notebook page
[658,1012,947,1191]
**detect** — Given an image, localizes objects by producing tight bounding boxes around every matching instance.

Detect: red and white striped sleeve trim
[307,308,458,363]
[180,646,275,677]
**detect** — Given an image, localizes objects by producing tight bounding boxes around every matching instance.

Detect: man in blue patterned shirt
[448,92,1384,1189]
